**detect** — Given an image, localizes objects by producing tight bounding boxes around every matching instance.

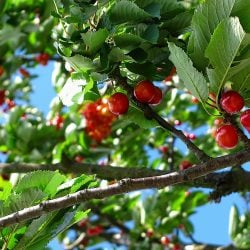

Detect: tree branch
[0,162,167,180]
[1,160,250,197]
[109,66,210,162]
[0,149,249,228]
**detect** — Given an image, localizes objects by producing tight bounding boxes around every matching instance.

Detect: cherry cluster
[215,90,250,149]
[82,98,117,142]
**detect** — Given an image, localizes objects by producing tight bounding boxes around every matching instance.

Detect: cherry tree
[0,0,250,249]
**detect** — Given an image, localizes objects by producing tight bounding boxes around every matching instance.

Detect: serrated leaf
[205,17,245,93]
[22,208,90,250]
[109,0,151,24]
[168,42,208,102]
[70,175,97,193]
[81,28,109,55]
[2,189,46,216]
[14,213,56,250]
[63,54,96,71]
[187,0,235,70]
[164,10,193,35]
[114,33,143,51]
[15,171,66,197]
[229,205,240,239]
[230,59,250,93]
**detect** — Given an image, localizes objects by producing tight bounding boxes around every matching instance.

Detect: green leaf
[135,0,183,15]
[163,10,193,35]
[108,47,126,63]
[205,17,245,93]
[229,205,240,239]
[232,0,250,32]
[63,55,96,71]
[168,42,208,102]
[141,24,159,44]
[16,207,89,250]
[230,59,250,93]
[81,28,109,55]
[143,3,161,18]
[125,62,156,79]
[187,0,235,70]
[109,0,151,24]
[114,33,143,51]
[16,122,35,143]
[15,171,66,197]
[0,179,12,201]
[122,106,158,129]
[70,175,97,193]
[127,48,147,62]
[0,25,25,46]
[2,189,46,216]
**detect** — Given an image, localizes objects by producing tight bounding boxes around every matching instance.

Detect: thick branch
[0,162,166,179]
[2,160,250,196]
[109,67,210,162]
[0,149,249,228]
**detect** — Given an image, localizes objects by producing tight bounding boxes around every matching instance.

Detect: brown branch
[0,149,249,228]
[0,162,167,180]
[109,66,210,162]
[1,160,250,197]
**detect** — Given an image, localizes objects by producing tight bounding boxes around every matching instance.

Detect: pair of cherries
[108,80,162,115]
[216,90,250,149]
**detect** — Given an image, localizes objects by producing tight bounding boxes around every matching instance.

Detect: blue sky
[23,62,248,248]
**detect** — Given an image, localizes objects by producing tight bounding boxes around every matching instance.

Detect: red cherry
[134,80,156,103]
[179,160,192,170]
[0,66,4,77]
[5,99,16,110]
[50,114,64,129]
[35,53,50,66]
[87,226,103,236]
[240,109,250,133]
[191,96,199,104]
[174,120,181,126]
[19,68,30,77]
[215,124,238,149]
[146,228,154,238]
[75,156,84,163]
[149,86,163,105]
[78,219,88,228]
[160,236,170,245]
[159,145,168,154]
[173,243,182,250]
[108,92,129,115]
[0,90,5,105]
[220,90,244,114]
[1,174,10,181]
[187,133,196,140]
